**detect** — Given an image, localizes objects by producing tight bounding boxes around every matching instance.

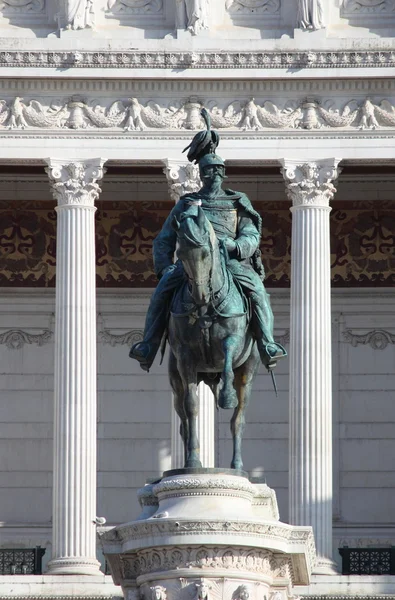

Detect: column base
[313,557,339,575]
[46,557,102,576]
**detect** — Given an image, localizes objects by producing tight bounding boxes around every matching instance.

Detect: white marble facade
[1,173,395,575]
[0,1,395,597]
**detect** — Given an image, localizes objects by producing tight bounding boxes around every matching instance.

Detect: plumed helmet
[198,153,225,170]
[182,108,220,164]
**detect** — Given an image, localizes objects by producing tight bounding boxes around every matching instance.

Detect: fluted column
[281,158,341,574]
[46,158,106,575]
[163,159,215,469]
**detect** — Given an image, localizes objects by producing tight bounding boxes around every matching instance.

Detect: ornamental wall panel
[1,195,394,288]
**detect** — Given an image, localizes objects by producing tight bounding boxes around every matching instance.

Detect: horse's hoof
[231,461,243,471]
[219,389,238,410]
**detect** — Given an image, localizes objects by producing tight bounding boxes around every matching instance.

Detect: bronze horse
[168,206,260,470]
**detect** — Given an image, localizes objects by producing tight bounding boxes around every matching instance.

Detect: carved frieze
[108,0,163,14]
[0,0,45,12]
[342,0,392,14]
[2,95,395,132]
[226,0,280,14]
[0,49,395,70]
[120,545,283,578]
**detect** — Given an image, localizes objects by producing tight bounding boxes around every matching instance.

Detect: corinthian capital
[163,159,201,203]
[45,158,107,207]
[280,158,342,207]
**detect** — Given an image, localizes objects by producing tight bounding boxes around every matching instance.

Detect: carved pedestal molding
[280,158,342,574]
[163,160,215,469]
[101,473,315,600]
[45,157,107,575]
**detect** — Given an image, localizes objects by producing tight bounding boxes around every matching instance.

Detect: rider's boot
[249,292,287,371]
[129,295,168,372]
[129,340,158,372]
[257,340,287,371]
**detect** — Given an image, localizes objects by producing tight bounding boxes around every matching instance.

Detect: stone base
[46,556,102,576]
[0,575,120,599]
[101,471,316,600]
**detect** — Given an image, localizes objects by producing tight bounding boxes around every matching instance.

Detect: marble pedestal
[101,471,316,600]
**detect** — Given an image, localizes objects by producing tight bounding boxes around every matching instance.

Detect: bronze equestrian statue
[130,110,286,470]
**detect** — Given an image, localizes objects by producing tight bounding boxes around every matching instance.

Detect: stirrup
[129,342,154,372]
[258,342,287,371]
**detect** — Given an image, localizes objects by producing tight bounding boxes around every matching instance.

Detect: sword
[270,370,278,397]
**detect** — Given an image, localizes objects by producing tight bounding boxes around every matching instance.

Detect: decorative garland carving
[99,329,143,346]
[108,0,162,13]
[226,0,280,14]
[0,95,395,132]
[0,0,44,12]
[342,0,390,13]
[120,546,282,578]
[342,329,395,350]
[0,328,53,350]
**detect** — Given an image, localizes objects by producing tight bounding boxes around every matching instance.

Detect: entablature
[0,77,393,162]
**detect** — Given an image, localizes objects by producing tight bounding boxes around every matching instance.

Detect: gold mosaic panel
[0,200,394,288]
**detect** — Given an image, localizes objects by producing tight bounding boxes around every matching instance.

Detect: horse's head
[173,206,217,307]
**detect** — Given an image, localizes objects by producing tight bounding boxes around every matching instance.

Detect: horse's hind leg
[231,345,260,470]
[169,351,189,467]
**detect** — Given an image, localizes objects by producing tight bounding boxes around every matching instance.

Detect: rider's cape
[183,188,265,281]
[153,188,265,281]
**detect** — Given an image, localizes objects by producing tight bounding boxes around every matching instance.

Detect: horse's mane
[178,209,215,249]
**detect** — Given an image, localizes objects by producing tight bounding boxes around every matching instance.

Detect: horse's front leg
[231,344,260,470]
[218,336,239,410]
[177,356,202,469]
[169,351,189,466]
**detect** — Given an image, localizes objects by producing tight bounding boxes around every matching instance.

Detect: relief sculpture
[107,0,162,13]
[56,0,95,29]
[226,0,280,14]
[297,0,325,30]
[176,0,210,35]
[0,0,44,11]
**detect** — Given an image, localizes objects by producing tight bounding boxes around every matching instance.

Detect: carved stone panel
[0,0,45,12]
[107,0,163,14]
[107,0,164,24]
[341,0,395,21]
[226,0,280,15]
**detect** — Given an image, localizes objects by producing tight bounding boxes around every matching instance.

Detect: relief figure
[57,0,95,30]
[297,0,325,30]
[176,0,210,35]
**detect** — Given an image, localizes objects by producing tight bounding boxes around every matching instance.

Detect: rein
[171,231,247,321]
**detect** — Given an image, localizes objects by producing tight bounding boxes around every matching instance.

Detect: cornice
[1,50,395,71]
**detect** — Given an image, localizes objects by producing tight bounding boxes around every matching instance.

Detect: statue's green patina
[130,109,286,469]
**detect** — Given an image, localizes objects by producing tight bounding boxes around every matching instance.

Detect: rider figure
[130,152,287,373]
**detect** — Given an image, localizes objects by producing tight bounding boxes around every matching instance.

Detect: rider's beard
[202,173,224,198]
